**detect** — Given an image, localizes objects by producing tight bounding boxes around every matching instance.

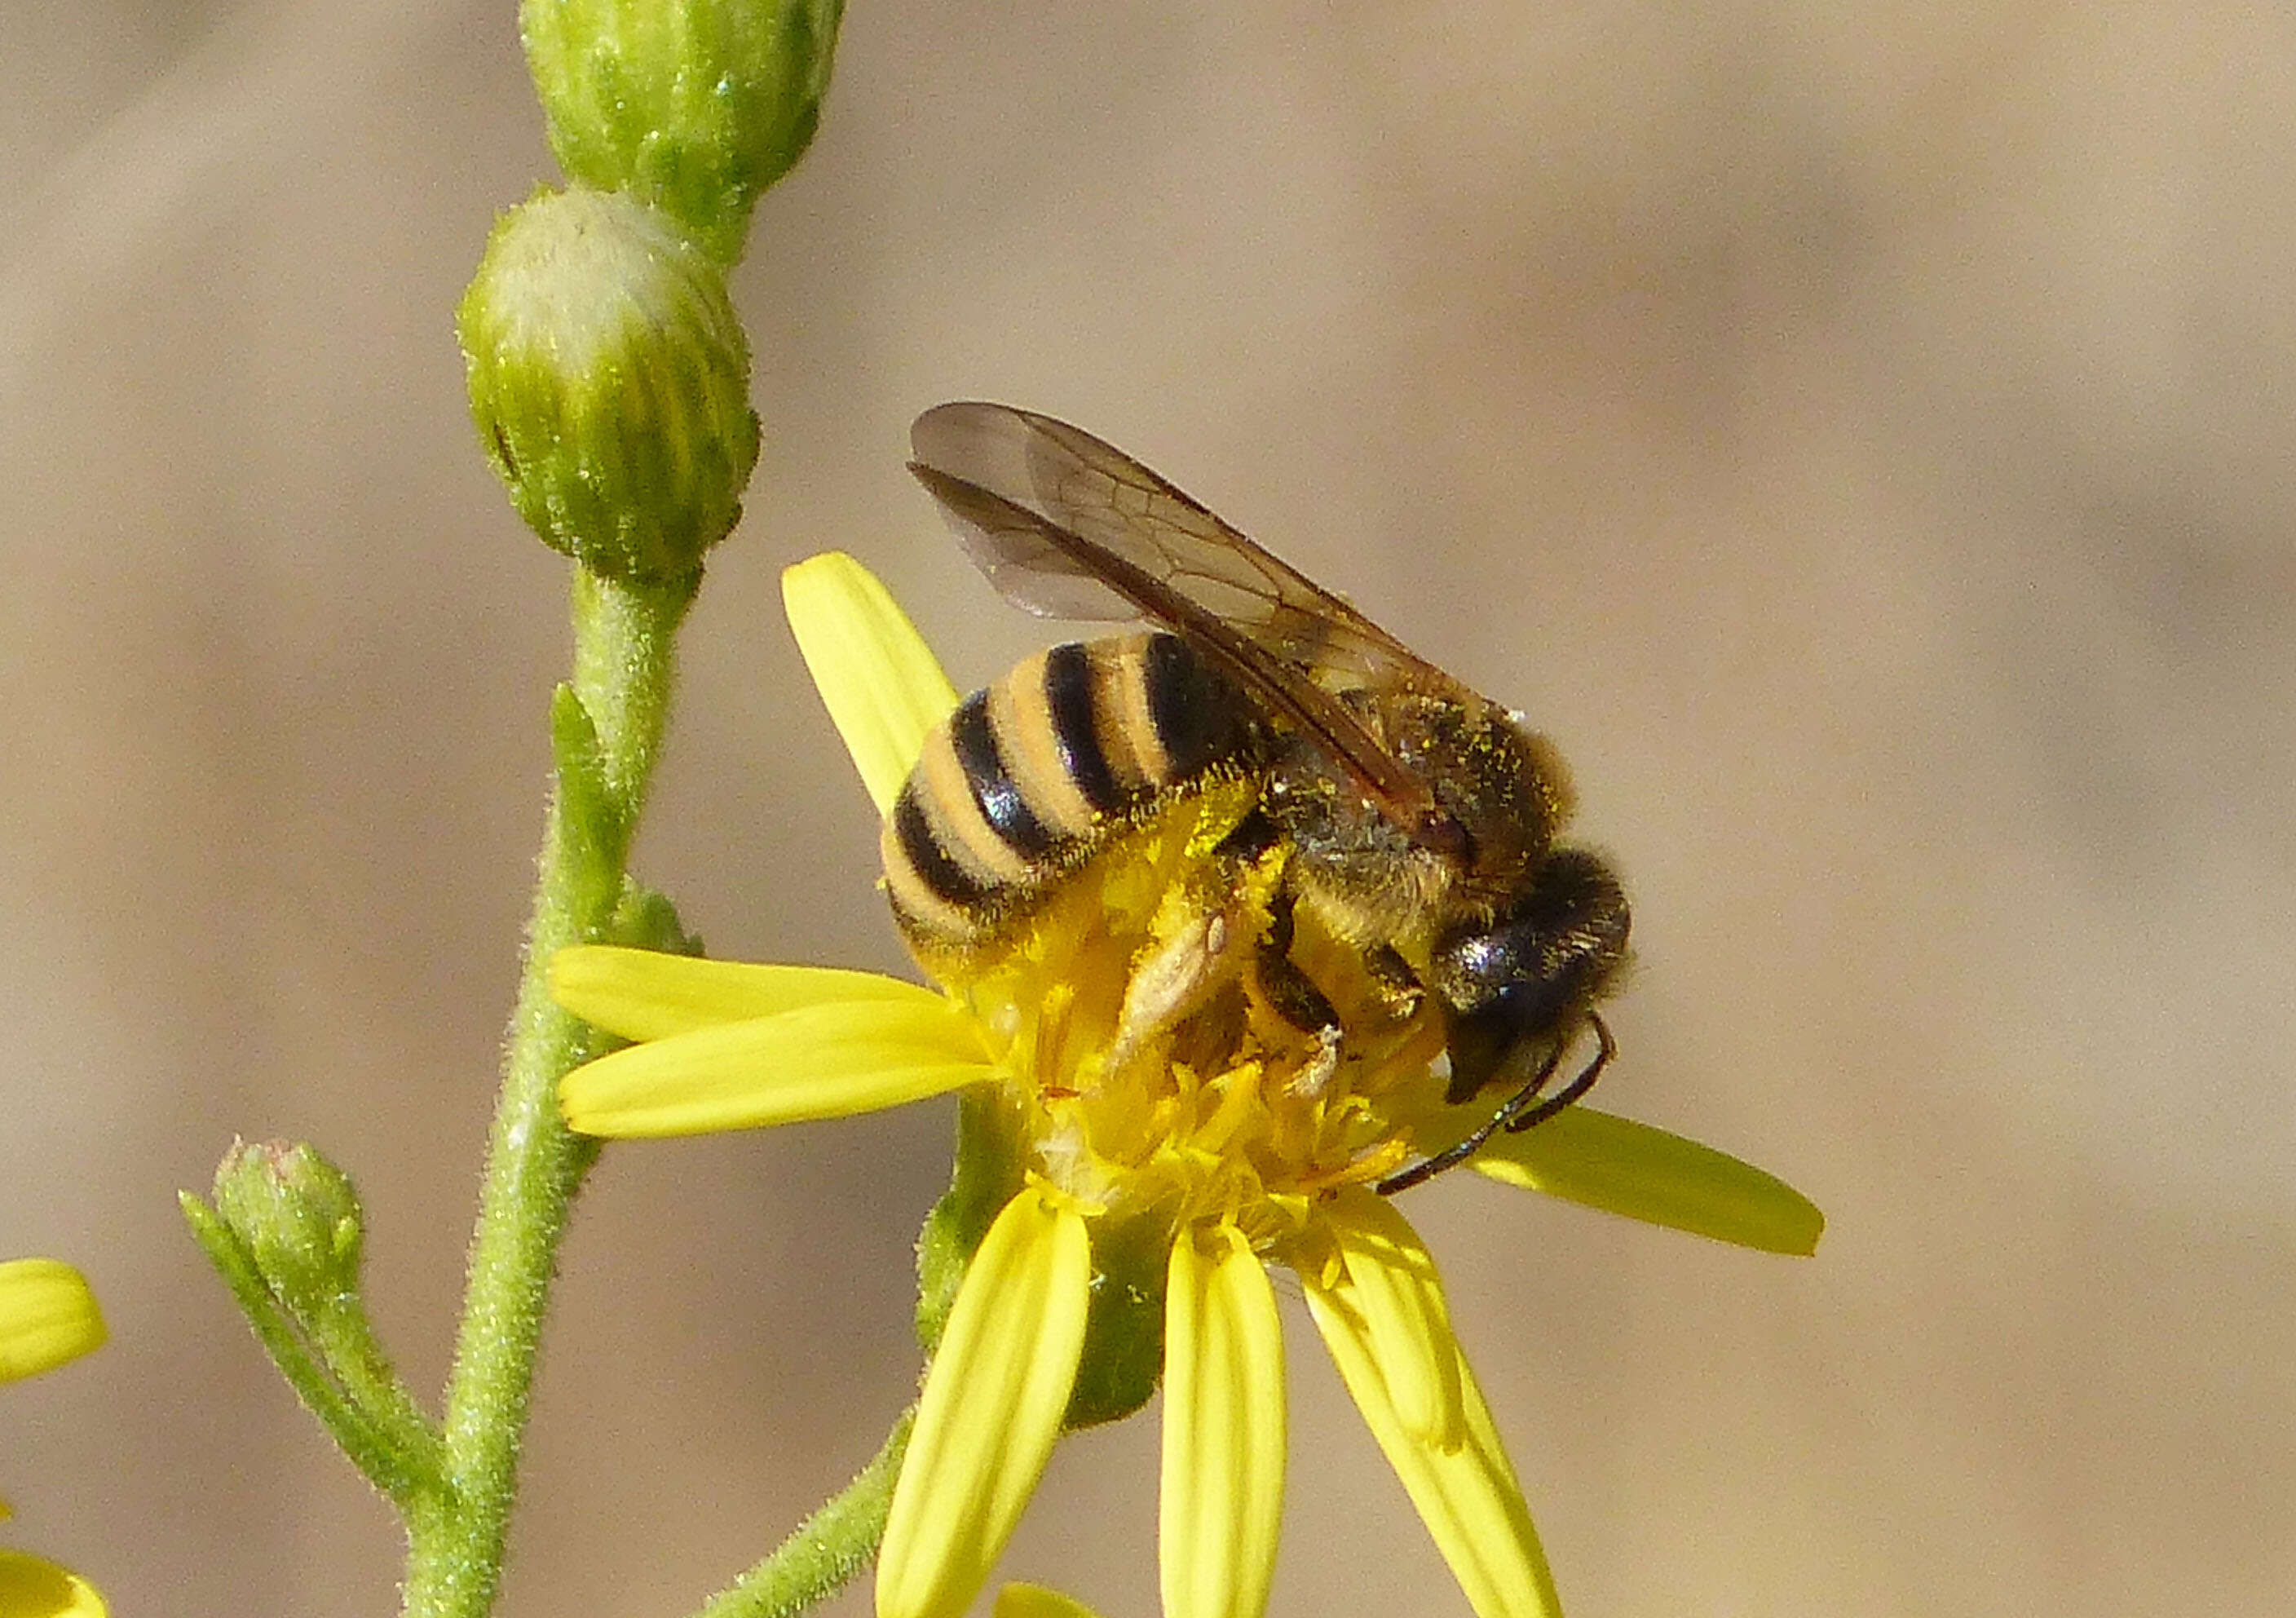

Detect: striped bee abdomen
[883,631,1260,951]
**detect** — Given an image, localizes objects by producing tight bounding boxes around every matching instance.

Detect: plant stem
[402,568,692,1618]
[689,1407,917,1618]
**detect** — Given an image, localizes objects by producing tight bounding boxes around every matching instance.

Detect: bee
[887,402,1630,1192]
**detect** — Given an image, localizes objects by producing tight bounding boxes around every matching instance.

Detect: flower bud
[459,186,760,585]
[521,0,841,263]
[211,1140,364,1322]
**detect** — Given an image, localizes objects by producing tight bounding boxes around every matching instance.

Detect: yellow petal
[879,1187,1091,1618]
[0,1262,104,1384]
[560,999,991,1136]
[784,551,960,816]
[1473,1107,1825,1257]
[994,1585,1104,1618]
[1161,1224,1285,1618]
[1318,1191,1463,1452]
[0,1551,106,1618]
[551,944,941,1041]
[1303,1279,1560,1618]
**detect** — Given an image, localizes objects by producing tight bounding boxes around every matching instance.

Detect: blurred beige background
[5,2,2294,1615]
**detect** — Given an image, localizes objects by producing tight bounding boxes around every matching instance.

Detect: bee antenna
[1372,1012,1614,1196]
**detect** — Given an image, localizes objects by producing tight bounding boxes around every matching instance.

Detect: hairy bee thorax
[1265,689,1577,951]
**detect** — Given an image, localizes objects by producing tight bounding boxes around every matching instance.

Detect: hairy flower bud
[212,1139,365,1322]
[521,0,842,263]
[459,186,760,585]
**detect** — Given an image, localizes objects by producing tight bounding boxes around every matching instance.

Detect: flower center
[928,780,1450,1254]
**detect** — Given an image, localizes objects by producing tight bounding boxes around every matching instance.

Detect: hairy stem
[690,1408,917,1618]
[401,568,692,1618]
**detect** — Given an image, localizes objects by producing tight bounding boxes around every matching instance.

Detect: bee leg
[1252,887,1340,1035]
[1110,820,1295,1063]
[1247,887,1346,1096]
[1110,900,1249,1063]
[1211,802,1284,862]
[1362,944,1425,1018]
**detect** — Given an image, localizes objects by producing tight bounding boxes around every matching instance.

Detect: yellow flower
[0,1259,107,1618]
[556,553,1824,1618]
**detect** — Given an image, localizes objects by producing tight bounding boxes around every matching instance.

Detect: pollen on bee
[929,781,1451,1248]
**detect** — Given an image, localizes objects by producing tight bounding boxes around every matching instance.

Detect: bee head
[1428,847,1630,1103]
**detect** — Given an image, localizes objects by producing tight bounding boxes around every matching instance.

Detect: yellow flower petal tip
[0,1550,107,1618]
[559,996,991,1137]
[1474,1108,1826,1257]
[995,1585,1104,1618]
[782,551,959,815]
[1305,1279,1561,1618]
[0,1261,104,1384]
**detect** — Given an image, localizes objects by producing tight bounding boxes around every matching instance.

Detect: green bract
[1062,1213,1169,1432]
[459,185,760,586]
[521,0,843,263]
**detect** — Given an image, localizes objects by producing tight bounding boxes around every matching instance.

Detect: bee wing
[909,401,1467,849]
[910,402,1445,678]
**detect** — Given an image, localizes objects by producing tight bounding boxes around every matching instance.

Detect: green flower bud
[521,0,844,263]
[211,1139,365,1322]
[459,186,760,585]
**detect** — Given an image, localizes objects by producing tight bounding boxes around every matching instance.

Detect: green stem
[182,1193,440,1507]
[402,568,692,1618]
[688,1407,917,1618]
[312,1297,448,1489]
